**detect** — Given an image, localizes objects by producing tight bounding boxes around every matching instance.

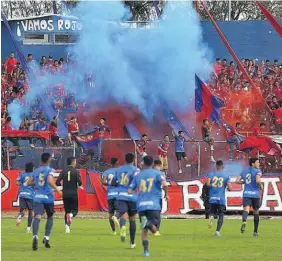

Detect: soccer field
[2,218,281,261]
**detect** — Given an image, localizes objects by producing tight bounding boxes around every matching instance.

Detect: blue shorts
[34,202,55,217]
[243,197,261,211]
[19,198,33,211]
[115,200,137,217]
[107,198,116,214]
[139,210,160,226]
[210,204,226,216]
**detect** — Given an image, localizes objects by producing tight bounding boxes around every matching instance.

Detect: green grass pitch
[2,219,282,261]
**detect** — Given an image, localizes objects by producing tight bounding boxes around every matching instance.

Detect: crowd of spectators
[210,57,282,132]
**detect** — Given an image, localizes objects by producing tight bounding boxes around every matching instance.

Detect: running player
[16,162,35,233]
[113,153,140,248]
[101,157,119,235]
[56,157,83,233]
[128,156,168,257]
[29,153,62,250]
[236,158,263,236]
[207,160,231,236]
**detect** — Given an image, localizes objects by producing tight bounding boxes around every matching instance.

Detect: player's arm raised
[48,174,63,197]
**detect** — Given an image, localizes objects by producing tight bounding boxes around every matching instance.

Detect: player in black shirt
[56,157,83,233]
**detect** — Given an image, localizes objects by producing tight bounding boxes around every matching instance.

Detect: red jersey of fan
[214,63,222,75]
[226,127,236,138]
[3,121,12,130]
[49,122,58,136]
[253,127,262,136]
[157,142,169,157]
[68,122,79,133]
[5,58,18,74]
[137,140,147,154]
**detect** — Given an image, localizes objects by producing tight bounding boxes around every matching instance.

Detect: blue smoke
[65,1,212,119]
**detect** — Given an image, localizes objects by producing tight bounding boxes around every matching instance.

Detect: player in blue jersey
[207,160,232,236]
[16,162,35,233]
[128,156,168,257]
[28,153,62,251]
[101,157,119,235]
[236,158,263,236]
[112,152,140,248]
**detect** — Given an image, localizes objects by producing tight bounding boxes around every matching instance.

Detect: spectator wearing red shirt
[50,111,64,146]
[214,58,222,75]
[136,134,149,167]
[253,122,266,137]
[5,52,18,75]
[157,135,170,175]
[67,116,79,145]
[226,122,245,160]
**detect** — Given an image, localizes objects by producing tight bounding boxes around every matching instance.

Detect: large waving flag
[74,130,101,148]
[195,74,224,125]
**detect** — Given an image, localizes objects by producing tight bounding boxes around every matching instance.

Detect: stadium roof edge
[1,13,79,22]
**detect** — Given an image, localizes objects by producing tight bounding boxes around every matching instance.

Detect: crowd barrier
[2,170,282,213]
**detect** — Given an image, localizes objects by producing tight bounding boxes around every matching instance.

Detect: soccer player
[157,135,170,176]
[207,160,231,236]
[56,157,83,234]
[16,162,35,233]
[113,153,140,248]
[29,153,62,250]
[236,158,263,236]
[172,129,192,174]
[153,160,164,235]
[101,157,119,235]
[128,156,168,257]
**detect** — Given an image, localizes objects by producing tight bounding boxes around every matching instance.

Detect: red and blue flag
[195,74,224,125]
[75,131,101,148]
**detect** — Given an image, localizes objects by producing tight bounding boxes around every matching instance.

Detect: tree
[197,0,282,21]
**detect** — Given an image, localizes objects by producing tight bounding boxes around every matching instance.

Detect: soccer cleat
[43,237,51,248]
[215,231,221,237]
[16,217,21,226]
[154,231,161,236]
[120,226,126,242]
[241,222,246,233]
[112,231,117,236]
[140,216,148,230]
[130,243,136,249]
[179,169,183,174]
[112,216,120,230]
[26,227,31,233]
[253,232,259,237]
[66,213,72,226]
[30,143,35,148]
[144,251,150,257]
[32,237,38,251]
[65,225,70,234]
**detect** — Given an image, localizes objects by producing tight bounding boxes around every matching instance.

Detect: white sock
[44,236,49,240]
[69,213,73,218]
[210,145,214,151]
[33,235,38,239]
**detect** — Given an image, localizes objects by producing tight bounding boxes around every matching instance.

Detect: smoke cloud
[66,1,212,118]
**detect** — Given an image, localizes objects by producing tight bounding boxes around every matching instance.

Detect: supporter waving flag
[195,74,224,125]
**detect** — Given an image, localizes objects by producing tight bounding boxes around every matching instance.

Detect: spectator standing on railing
[201,119,216,163]
[136,134,149,167]
[4,52,18,75]
[172,130,192,174]
[67,116,79,146]
[225,122,245,161]
[157,135,170,176]
[49,111,64,146]
[93,117,111,161]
